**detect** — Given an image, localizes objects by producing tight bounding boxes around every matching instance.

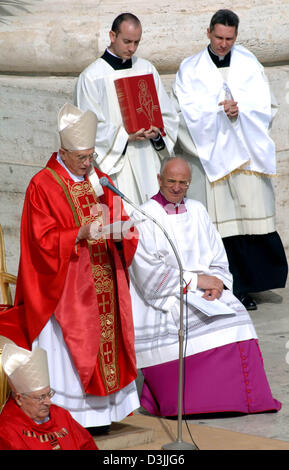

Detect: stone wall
[0,0,289,276]
[1,0,289,74]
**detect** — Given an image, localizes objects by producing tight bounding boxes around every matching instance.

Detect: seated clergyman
[0,340,98,450]
[129,157,281,417]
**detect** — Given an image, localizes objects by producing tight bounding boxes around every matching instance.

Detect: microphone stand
[104,184,197,450]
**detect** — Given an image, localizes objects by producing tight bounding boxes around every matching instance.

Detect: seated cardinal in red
[0,341,98,450]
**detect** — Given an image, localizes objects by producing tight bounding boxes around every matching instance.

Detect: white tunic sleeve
[129,199,232,313]
[74,68,128,175]
[129,214,196,313]
[129,200,255,368]
[150,64,179,154]
[174,46,276,182]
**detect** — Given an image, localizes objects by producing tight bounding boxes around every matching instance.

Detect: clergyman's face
[207,23,237,57]
[109,20,142,60]
[59,148,95,177]
[157,159,191,204]
[15,386,52,422]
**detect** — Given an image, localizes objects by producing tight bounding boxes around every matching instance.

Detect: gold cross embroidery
[82,195,95,211]
[99,294,110,313]
[93,245,106,264]
[104,343,112,363]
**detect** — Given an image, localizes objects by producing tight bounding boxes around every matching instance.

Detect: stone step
[92,418,155,450]
[93,413,289,451]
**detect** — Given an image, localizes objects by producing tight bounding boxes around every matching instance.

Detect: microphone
[99,177,127,201]
[99,175,196,450]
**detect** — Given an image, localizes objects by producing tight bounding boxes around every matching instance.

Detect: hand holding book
[114,74,165,136]
[128,125,160,142]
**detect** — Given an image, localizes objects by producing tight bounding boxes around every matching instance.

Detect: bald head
[159,157,191,177]
[109,13,142,60]
[158,157,191,204]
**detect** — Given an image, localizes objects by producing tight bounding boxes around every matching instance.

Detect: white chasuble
[75,57,179,209]
[174,45,276,183]
[129,199,257,368]
[171,45,277,237]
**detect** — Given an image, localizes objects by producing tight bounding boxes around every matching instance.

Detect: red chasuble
[0,153,138,396]
[0,397,98,450]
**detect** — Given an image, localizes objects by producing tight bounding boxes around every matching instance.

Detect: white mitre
[1,343,50,394]
[58,103,97,151]
[0,335,15,352]
[57,103,103,196]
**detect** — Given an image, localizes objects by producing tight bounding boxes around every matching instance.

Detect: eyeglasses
[76,152,98,162]
[21,389,55,403]
[164,178,190,188]
[66,151,98,162]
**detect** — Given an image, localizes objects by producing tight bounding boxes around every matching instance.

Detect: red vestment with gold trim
[0,397,98,450]
[0,153,137,395]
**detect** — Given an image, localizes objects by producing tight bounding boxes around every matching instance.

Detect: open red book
[114,73,165,136]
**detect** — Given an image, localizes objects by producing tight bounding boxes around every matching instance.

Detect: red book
[114,73,165,136]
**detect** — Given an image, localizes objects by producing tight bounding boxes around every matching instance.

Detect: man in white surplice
[74,12,179,210]
[172,9,287,311]
[129,157,256,366]
[129,157,280,416]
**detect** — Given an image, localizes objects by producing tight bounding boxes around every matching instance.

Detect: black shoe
[86,425,111,435]
[239,294,257,311]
